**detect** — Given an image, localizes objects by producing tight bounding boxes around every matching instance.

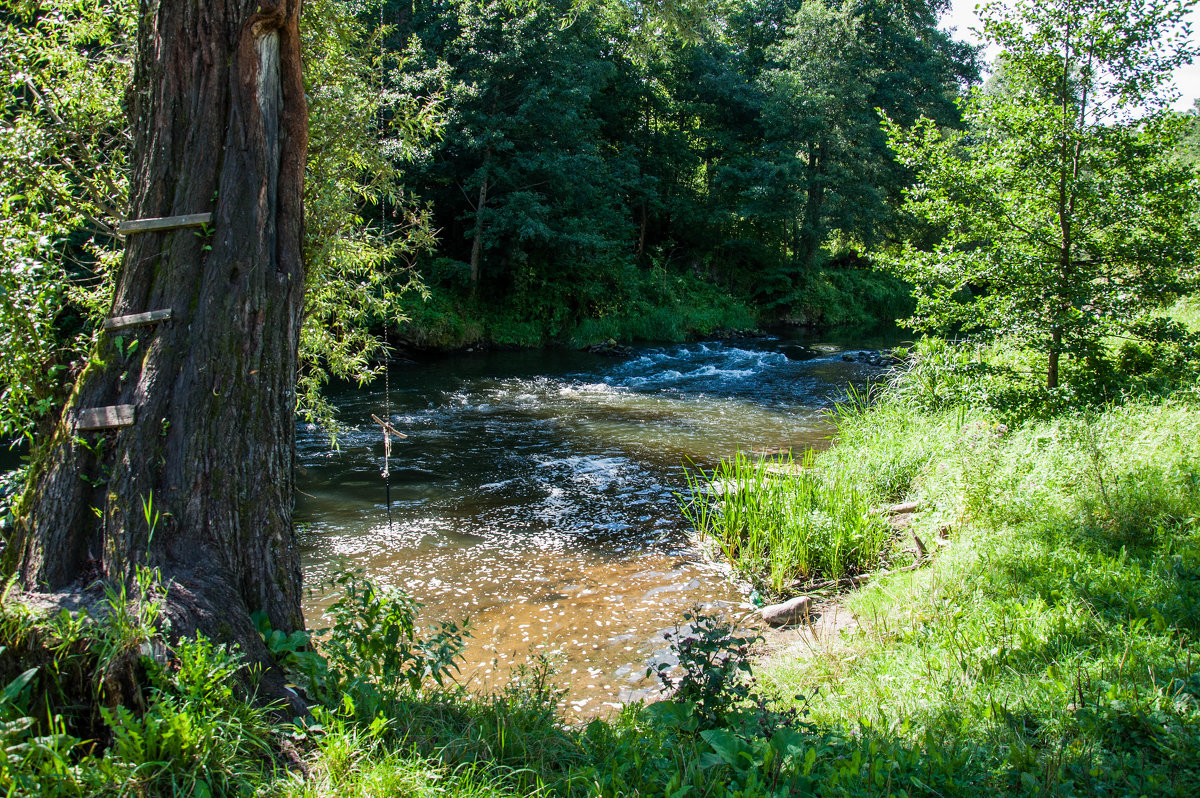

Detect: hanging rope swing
[371,409,405,532]
[370,0,405,534]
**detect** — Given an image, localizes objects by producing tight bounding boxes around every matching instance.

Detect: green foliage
[0,466,25,539]
[100,635,276,797]
[310,571,469,719]
[763,393,1200,795]
[0,646,79,797]
[1178,98,1200,167]
[759,0,974,270]
[0,0,437,441]
[647,609,761,728]
[281,708,518,798]
[410,655,586,789]
[402,266,758,348]
[298,0,438,427]
[883,325,1200,423]
[683,449,892,594]
[0,0,132,441]
[880,0,1200,389]
[391,0,972,348]
[0,568,283,797]
[789,264,914,329]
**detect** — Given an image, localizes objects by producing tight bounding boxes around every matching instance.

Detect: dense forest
[386,0,977,346]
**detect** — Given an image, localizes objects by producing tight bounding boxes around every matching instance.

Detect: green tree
[760,0,974,273]
[402,0,641,329]
[881,0,1200,389]
[298,0,438,425]
[0,0,133,443]
[1178,98,1200,166]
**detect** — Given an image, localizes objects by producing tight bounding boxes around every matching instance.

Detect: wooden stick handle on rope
[370,414,407,439]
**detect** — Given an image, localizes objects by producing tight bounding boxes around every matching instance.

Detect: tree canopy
[390,0,975,342]
[880,0,1200,388]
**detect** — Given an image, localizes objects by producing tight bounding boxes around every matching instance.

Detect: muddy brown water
[295,333,895,716]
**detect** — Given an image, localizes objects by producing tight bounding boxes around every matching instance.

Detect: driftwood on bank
[759,595,813,627]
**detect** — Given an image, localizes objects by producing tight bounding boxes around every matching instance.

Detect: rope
[383,339,392,534]
[379,0,392,535]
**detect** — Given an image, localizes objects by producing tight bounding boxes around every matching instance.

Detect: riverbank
[6,328,1200,795]
[753,392,1200,794]
[394,266,912,351]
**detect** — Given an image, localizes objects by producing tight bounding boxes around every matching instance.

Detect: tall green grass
[683,449,891,594]
[759,395,1200,794]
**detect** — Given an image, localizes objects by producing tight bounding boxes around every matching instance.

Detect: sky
[940,0,1200,112]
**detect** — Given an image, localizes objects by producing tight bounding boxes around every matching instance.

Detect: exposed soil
[748,594,861,670]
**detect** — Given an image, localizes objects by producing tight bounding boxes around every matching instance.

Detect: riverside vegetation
[3,0,1200,794]
[5,302,1200,795]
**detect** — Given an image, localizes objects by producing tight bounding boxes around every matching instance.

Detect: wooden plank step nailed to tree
[76,405,135,431]
[116,213,212,235]
[102,309,172,331]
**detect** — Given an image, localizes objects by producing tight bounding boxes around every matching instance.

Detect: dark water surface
[295,332,895,715]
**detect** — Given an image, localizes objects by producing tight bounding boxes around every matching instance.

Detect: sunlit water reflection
[295,334,895,715]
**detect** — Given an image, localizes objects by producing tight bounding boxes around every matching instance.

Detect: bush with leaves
[0,0,133,443]
[258,571,468,724]
[646,608,762,729]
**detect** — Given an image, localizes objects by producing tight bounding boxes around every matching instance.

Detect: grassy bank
[754,390,1200,794]
[673,313,1200,793]
[7,325,1200,795]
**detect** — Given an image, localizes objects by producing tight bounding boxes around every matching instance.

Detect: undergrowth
[398,268,758,350]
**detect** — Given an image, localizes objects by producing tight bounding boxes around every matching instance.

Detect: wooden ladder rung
[102,309,172,331]
[76,405,135,431]
[116,212,212,235]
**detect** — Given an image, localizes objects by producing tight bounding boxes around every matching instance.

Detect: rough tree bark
[798,141,825,269]
[9,0,308,707]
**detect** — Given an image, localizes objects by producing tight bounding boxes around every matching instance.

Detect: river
[295,331,895,715]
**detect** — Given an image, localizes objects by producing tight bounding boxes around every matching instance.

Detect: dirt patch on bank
[747,595,861,670]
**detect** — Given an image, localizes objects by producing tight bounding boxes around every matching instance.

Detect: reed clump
[683,450,891,595]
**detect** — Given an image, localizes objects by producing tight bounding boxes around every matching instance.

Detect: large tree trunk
[9,0,307,707]
[1048,327,1062,390]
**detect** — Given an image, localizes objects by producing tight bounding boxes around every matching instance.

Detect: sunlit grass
[279,721,521,798]
[682,449,891,594]
[761,396,1200,793]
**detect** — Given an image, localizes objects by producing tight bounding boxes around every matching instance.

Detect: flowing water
[295,332,895,716]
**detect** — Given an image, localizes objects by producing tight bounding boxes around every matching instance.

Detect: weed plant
[0,568,280,796]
